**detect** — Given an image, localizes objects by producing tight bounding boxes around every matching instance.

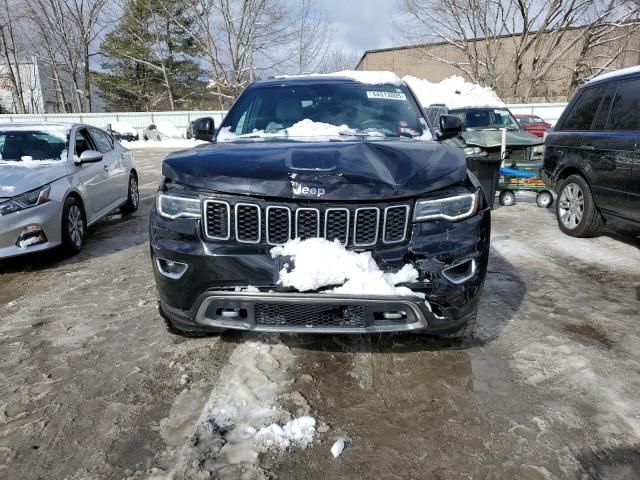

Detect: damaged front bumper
[150,200,490,334]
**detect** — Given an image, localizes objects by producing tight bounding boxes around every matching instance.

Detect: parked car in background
[106,122,139,142]
[426,104,545,162]
[0,123,139,259]
[543,66,640,237]
[143,122,183,141]
[186,117,215,141]
[514,114,552,137]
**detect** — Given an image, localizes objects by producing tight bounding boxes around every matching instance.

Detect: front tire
[61,197,86,255]
[536,190,553,208]
[121,173,139,215]
[556,174,603,237]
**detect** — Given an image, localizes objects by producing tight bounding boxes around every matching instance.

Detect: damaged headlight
[156,192,201,220]
[413,191,478,222]
[0,185,51,216]
[463,146,487,157]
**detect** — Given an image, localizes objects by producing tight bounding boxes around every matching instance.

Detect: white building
[0,57,104,114]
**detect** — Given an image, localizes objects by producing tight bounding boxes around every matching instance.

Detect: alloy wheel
[130,176,139,208]
[558,182,584,229]
[68,205,84,247]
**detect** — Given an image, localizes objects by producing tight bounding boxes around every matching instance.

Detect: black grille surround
[202,197,411,248]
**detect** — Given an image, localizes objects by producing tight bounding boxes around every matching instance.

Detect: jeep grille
[203,199,410,247]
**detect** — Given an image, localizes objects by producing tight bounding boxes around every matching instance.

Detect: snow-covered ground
[1,150,639,480]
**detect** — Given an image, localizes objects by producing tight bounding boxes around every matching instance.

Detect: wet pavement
[1,149,639,480]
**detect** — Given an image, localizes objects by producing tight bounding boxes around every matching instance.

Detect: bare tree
[291,0,332,74]
[0,0,26,113]
[318,47,361,73]
[170,0,293,107]
[396,0,640,101]
[26,0,105,112]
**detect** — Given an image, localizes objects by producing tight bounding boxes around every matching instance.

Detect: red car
[514,114,551,137]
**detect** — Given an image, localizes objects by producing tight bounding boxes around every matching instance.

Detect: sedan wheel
[121,174,139,214]
[558,182,584,229]
[68,205,84,248]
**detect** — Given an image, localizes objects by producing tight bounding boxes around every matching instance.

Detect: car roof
[252,76,405,87]
[585,65,640,87]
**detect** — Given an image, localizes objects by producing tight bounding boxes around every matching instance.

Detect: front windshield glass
[450,108,520,131]
[218,83,426,140]
[0,128,69,163]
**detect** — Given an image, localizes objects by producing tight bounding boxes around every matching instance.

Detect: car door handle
[581,144,595,150]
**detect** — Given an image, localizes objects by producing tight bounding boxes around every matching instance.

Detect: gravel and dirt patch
[1,149,639,479]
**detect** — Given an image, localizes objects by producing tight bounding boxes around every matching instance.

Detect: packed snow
[587,65,640,84]
[0,185,15,194]
[0,157,65,167]
[107,122,138,136]
[160,341,318,479]
[155,122,183,138]
[120,138,207,149]
[280,70,402,85]
[18,236,43,248]
[270,237,424,298]
[403,75,505,109]
[217,119,389,143]
[331,438,346,458]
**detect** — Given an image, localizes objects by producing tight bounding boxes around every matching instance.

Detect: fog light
[442,259,476,284]
[155,257,189,279]
[17,224,47,248]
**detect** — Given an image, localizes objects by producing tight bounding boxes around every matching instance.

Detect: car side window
[606,78,640,131]
[592,83,618,130]
[561,85,606,131]
[74,128,95,157]
[89,128,114,153]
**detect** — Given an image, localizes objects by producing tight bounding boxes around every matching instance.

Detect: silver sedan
[0,123,139,259]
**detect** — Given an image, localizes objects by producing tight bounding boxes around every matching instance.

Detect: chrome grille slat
[204,200,409,247]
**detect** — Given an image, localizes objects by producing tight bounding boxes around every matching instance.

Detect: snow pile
[403,75,505,109]
[0,185,15,194]
[0,158,64,167]
[280,70,402,85]
[270,237,423,298]
[155,122,183,138]
[108,122,138,136]
[161,341,317,479]
[217,119,364,142]
[120,138,207,149]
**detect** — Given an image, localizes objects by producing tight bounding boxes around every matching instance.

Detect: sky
[322,0,400,55]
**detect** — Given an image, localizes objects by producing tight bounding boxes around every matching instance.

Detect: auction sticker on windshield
[366,91,407,101]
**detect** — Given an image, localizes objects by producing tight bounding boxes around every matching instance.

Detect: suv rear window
[606,78,640,131]
[561,85,607,130]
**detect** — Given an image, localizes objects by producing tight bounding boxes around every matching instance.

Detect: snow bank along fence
[0,111,228,137]
[0,103,567,133]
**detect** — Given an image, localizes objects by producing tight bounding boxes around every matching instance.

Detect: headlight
[463,146,487,157]
[0,185,51,216]
[413,191,478,222]
[156,192,201,220]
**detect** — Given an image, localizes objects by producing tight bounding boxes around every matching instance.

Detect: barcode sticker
[366,91,407,101]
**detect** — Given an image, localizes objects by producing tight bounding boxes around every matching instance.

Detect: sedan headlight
[413,191,478,222]
[0,185,51,216]
[156,192,201,220]
[463,146,487,157]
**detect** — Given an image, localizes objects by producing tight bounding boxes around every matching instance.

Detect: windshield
[218,83,426,141]
[449,108,520,131]
[0,128,69,163]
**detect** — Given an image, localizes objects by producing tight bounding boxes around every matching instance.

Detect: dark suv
[150,75,491,338]
[543,67,640,237]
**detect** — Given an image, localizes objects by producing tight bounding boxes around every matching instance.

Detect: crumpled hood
[462,130,543,148]
[162,140,467,201]
[0,162,69,199]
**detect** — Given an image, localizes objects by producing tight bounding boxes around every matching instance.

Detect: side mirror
[195,117,215,141]
[439,115,462,139]
[76,150,103,164]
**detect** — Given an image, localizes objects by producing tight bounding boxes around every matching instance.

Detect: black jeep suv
[150,74,491,337]
[543,66,640,237]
